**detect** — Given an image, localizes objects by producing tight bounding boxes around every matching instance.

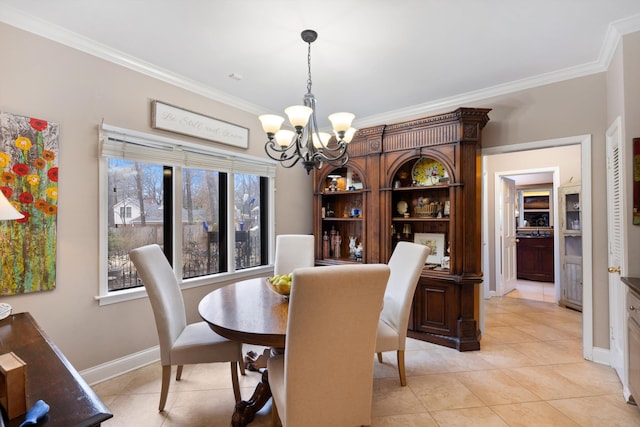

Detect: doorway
[494,170,558,300]
[481,135,593,360]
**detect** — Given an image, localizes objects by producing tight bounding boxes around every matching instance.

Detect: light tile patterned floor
[93,295,640,426]
[505,279,556,303]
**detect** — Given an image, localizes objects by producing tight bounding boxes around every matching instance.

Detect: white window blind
[100,123,277,177]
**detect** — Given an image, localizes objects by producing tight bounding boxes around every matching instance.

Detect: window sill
[95,265,274,306]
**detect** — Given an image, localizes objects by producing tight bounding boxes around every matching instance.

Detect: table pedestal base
[231,349,277,427]
[232,369,271,427]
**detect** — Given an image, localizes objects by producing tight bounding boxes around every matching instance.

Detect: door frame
[493,168,560,297]
[481,134,593,361]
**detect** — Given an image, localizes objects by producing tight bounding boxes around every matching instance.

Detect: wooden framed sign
[151,100,249,149]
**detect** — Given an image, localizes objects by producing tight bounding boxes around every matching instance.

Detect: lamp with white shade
[0,191,23,319]
[0,192,23,220]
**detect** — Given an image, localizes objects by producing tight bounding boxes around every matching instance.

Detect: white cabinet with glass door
[559,183,582,311]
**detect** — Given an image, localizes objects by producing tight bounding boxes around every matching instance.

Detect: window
[119,206,132,219]
[98,124,276,304]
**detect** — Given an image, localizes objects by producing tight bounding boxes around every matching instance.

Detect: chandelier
[259,29,356,175]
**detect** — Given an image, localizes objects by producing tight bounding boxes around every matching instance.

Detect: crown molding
[2,5,640,125]
[355,13,640,128]
[0,5,267,116]
[354,59,605,128]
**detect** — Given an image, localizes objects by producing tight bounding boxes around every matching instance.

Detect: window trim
[96,124,277,305]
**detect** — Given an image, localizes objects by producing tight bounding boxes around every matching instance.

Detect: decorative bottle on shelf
[322,231,330,259]
[330,226,337,257]
[334,232,342,259]
[326,203,334,217]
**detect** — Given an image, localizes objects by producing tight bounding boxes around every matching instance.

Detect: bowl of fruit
[266,273,292,298]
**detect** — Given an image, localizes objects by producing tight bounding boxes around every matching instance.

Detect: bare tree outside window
[234,173,261,269]
[182,168,221,278]
[107,159,164,290]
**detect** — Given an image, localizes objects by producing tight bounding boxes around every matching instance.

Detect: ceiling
[507,172,554,187]
[2,1,640,130]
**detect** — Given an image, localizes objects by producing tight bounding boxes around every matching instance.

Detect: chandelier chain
[306,41,313,95]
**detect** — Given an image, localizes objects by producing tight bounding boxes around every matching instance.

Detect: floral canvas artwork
[0,113,58,295]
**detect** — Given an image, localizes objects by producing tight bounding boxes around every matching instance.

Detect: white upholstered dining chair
[130,244,245,411]
[375,241,430,386]
[273,234,315,276]
[267,264,390,427]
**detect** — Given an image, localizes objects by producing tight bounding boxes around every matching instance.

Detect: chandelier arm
[315,156,349,169]
[264,139,296,154]
[264,139,302,165]
[276,156,302,169]
[264,146,302,168]
[311,144,349,164]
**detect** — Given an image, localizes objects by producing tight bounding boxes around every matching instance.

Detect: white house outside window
[97,124,276,305]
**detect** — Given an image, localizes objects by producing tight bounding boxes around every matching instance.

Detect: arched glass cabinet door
[389,156,452,269]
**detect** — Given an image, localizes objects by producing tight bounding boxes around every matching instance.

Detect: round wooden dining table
[198,277,289,427]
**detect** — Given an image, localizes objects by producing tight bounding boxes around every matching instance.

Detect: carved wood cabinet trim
[312,107,491,351]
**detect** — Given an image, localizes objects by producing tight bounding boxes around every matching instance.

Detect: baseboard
[80,346,160,386]
[591,346,610,365]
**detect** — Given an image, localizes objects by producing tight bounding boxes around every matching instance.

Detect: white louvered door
[606,117,626,386]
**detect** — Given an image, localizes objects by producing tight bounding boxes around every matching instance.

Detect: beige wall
[0,22,312,370]
[622,32,640,277]
[0,20,637,369]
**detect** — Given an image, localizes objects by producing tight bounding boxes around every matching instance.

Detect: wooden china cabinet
[313,107,490,351]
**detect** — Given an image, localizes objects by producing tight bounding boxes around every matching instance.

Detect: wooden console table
[0,312,112,426]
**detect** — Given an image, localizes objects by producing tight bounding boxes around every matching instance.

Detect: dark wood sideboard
[0,312,112,426]
[516,236,554,282]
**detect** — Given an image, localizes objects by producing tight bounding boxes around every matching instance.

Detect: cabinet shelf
[322,217,363,221]
[421,268,451,277]
[390,185,451,192]
[392,217,449,222]
[315,258,360,266]
[318,189,366,196]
